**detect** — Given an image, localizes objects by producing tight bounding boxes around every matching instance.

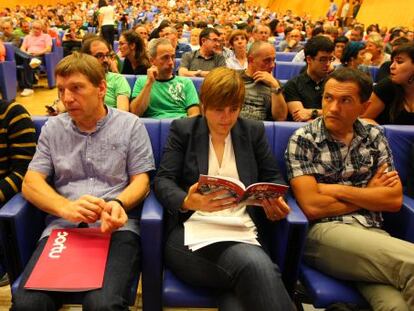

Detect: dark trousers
[11,231,140,311]
[13,48,39,89]
[165,226,294,311]
[101,25,115,48]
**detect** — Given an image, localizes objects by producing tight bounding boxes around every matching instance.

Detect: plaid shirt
[285,118,395,228]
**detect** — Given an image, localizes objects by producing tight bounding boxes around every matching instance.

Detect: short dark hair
[304,36,334,58]
[391,42,414,63]
[325,68,373,102]
[334,36,349,45]
[199,27,220,46]
[81,36,111,54]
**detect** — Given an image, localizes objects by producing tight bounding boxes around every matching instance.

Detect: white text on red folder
[48,231,68,259]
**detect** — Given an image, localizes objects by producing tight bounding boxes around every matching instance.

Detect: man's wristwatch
[311,109,319,119]
[270,86,283,95]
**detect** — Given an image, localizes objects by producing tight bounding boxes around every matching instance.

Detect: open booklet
[197,174,289,205]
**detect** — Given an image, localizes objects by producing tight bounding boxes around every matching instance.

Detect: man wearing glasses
[284,36,335,121]
[81,37,131,112]
[131,38,200,119]
[178,27,226,78]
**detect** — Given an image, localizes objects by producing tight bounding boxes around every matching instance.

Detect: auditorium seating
[1,117,413,311]
[0,44,17,103]
[5,41,60,89]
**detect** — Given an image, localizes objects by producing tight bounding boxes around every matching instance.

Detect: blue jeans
[165,226,294,311]
[11,231,140,311]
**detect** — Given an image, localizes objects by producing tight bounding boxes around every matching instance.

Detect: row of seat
[0,117,413,310]
[0,41,63,103]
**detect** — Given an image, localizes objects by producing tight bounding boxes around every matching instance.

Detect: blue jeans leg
[165,226,294,311]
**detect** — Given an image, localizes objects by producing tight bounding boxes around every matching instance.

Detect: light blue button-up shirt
[29,107,155,238]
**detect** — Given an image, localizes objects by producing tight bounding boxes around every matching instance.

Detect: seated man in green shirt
[81,37,131,111]
[130,38,200,119]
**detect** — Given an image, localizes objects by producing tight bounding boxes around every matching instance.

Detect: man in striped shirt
[0,99,36,286]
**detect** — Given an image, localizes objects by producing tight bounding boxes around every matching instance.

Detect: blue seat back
[273,61,306,80]
[383,125,414,186]
[276,52,297,62]
[273,122,306,181]
[123,74,137,92]
[189,77,203,94]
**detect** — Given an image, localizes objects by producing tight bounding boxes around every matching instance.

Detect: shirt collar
[314,117,369,144]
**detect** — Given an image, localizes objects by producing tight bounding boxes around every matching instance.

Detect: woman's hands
[181,182,238,212]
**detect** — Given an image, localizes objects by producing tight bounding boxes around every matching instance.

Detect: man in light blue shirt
[13,52,155,310]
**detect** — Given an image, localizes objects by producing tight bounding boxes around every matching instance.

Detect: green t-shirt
[104,72,131,108]
[132,75,199,119]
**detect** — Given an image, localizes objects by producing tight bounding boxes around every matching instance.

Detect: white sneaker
[20,89,34,97]
[29,58,42,69]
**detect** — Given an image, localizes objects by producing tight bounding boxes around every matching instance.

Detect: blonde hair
[367,33,384,49]
[200,67,245,111]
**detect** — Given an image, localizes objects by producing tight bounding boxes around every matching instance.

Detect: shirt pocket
[97,142,128,178]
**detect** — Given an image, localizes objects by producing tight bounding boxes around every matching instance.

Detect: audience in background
[284,36,335,121]
[0,20,20,47]
[118,30,149,75]
[82,37,131,111]
[225,30,248,70]
[362,43,414,125]
[131,38,200,118]
[242,41,287,121]
[178,27,225,78]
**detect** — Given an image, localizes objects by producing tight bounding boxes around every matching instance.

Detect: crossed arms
[291,163,403,220]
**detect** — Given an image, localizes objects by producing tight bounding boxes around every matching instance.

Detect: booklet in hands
[197,174,289,205]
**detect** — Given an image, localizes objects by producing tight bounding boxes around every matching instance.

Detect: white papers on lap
[184,213,260,251]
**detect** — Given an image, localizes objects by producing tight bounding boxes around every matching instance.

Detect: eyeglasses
[93,52,113,59]
[206,37,220,43]
[313,56,336,63]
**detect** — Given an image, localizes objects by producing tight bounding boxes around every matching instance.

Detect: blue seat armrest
[383,194,414,243]
[140,191,164,311]
[43,52,58,88]
[0,193,46,282]
[272,195,308,294]
[0,61,17,103]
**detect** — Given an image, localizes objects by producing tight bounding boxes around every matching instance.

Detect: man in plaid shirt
[286,68,413,310]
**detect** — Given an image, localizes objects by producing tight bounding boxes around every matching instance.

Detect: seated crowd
[0,1,413,310]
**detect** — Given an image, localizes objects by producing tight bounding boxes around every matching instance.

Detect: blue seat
[189,76,203,94]
[276,52,297,62]
[0,44,17,103]
[368,65,379,82]
[275,122,414,308]
[140,120,308,310]
[123,74,137,93]
[0,116,141,307]
[273,61,306,80]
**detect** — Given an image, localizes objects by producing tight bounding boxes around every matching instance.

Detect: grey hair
[148,38,172,58]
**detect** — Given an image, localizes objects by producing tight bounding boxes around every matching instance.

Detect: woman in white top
[154,67,294,311]
[225,30,248,70]
[98,0,115,48]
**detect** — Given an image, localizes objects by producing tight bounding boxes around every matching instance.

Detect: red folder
[25,228,111,291]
